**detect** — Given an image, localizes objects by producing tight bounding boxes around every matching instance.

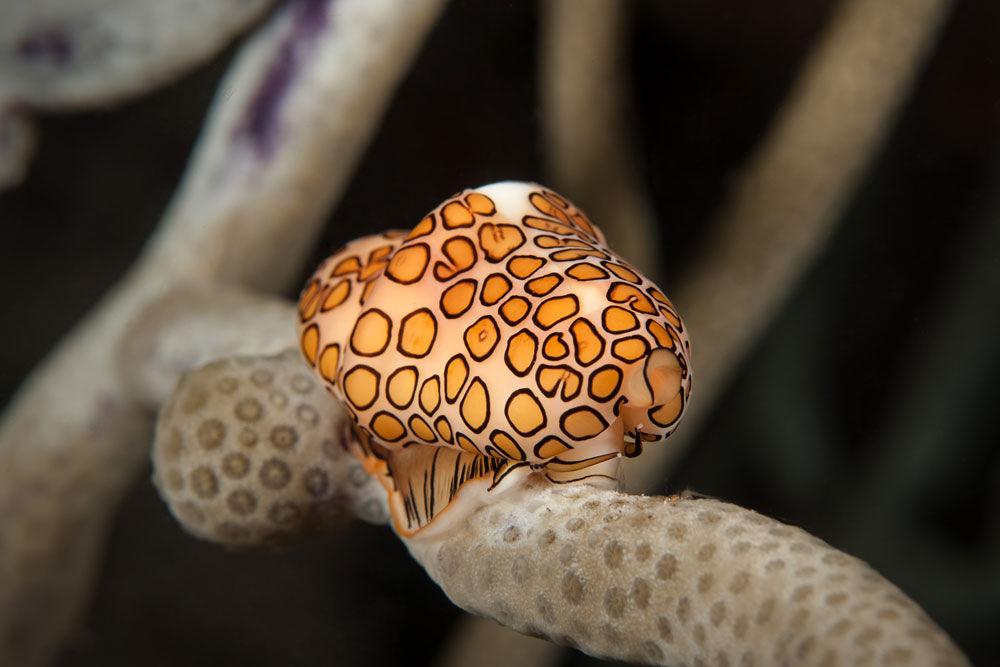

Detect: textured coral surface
[408,483,969,666]
[153,350,388,547]
[152,350,970,665]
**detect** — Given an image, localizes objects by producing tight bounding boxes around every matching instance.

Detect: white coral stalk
[0,0,277,190]
[0,1,447,663]
[153,350,389,547]
[152,350,969,666]
[407,483,968,666]
[627,0,956,492]
[538,0,658,278]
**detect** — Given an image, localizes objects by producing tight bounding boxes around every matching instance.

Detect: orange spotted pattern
[298,182,691,535]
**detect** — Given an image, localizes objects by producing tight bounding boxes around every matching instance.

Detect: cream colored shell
[298,182,692,535]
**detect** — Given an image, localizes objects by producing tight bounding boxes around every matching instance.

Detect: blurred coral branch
[0,0,277,191]
[0,0,447,663]
[539,0,659,278]
[627,0,956,493]
[151,349,969,666]
[834,154,1000,622]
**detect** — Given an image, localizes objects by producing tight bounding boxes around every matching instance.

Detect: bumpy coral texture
[408,482,968,667]
[153,349,388,547]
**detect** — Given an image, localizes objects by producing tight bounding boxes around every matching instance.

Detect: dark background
[1,0,998,664]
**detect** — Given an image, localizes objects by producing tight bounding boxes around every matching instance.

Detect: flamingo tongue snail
[148,183,966,664]
[297,182,692,537]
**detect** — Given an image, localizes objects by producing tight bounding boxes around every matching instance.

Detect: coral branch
[152,351,968,666]
[627,0,956,492]
[149,0,449,292]
[0,0,446,663]
[0,0,276,191]
[538,0,659,277]
[117,285,298,409]
[406,482,969,666]
[0,110,36,190]
[152,350,389,547]
[0,0,275,110]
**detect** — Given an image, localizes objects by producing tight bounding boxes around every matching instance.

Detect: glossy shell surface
[298,181,691,534]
